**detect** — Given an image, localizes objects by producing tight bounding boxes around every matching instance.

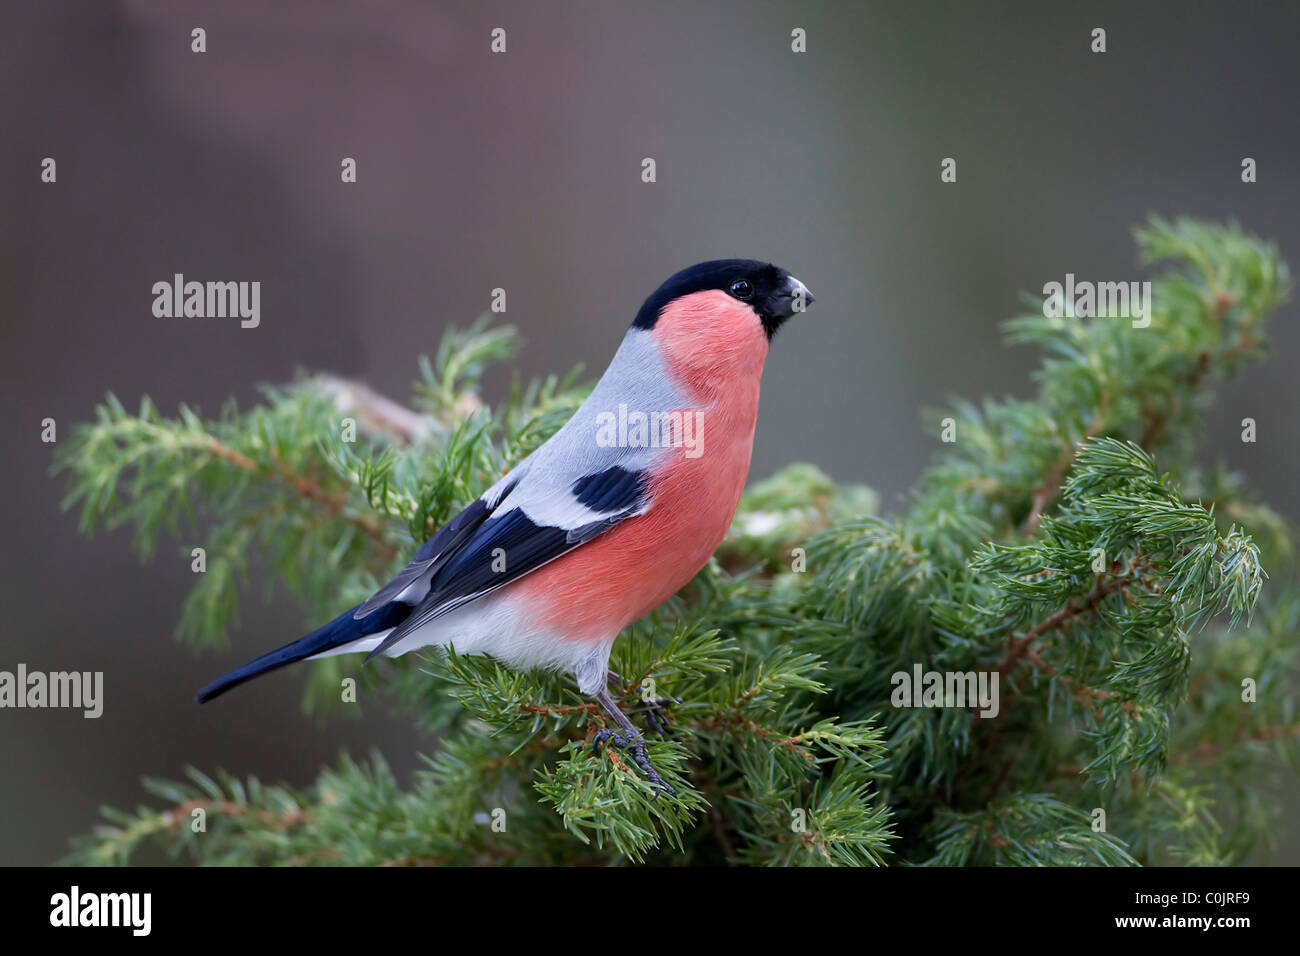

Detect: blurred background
[2,0,1297,865]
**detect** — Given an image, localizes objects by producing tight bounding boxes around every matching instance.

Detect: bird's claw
[631,696,682,738]
[591,728,676,798]
[605,671,680,737]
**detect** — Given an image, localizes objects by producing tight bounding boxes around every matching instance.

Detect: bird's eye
[730,279,754,300]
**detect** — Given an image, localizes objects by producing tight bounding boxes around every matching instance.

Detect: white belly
[306,590,615,692]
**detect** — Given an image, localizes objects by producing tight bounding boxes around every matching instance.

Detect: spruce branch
[57,219,1297,866]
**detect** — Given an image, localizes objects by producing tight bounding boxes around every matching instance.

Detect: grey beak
[771,275,814,318]
[787,275,814,309]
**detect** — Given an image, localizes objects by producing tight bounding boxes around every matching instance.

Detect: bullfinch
[198,260,815,795]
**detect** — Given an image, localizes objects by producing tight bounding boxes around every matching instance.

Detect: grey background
[1,1,1296,865]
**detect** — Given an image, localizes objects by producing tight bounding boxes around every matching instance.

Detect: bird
[197,259,815,795]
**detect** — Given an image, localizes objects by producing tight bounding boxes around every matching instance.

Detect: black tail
[196,602,411,703]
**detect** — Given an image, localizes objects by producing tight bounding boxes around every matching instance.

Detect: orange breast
[514,288,769,642]
[513,417,756,640]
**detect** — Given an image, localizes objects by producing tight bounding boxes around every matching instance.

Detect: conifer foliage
[59,220,1298,865]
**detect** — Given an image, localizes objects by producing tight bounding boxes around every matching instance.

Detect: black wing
[352,494,498,619]
[362,465,648,660]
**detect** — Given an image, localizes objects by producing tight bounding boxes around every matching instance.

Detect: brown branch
[697,713,816,762]
[1052,722,1300,781]
[1137,350,1211,449]
[316,375,444,445]
[519,702,599,718]
[710,809,739,860]
[1138,293,1254,449]
[1024,645,1137,718]
[1180,723,1300,765]
[949,716,1008,797]
[989,561,1146,722]
[951,560,1148,796]
[991,568,1129,682]
[481,736,559,773]
[205,435,396,553]
[1023,395,1110,536]
[163,799,313,831]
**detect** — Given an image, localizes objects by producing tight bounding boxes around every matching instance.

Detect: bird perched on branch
[198,260,815,794]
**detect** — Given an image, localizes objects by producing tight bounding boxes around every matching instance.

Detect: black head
[632,259,815,340]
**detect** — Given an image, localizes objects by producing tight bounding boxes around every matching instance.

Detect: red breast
[514,290,769,640]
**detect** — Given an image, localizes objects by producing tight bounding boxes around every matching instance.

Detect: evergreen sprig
[57,219,1298,865]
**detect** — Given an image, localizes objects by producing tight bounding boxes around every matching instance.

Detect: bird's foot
[630,695,683,737]
[604,670,680,736]
[591,728,676,798]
